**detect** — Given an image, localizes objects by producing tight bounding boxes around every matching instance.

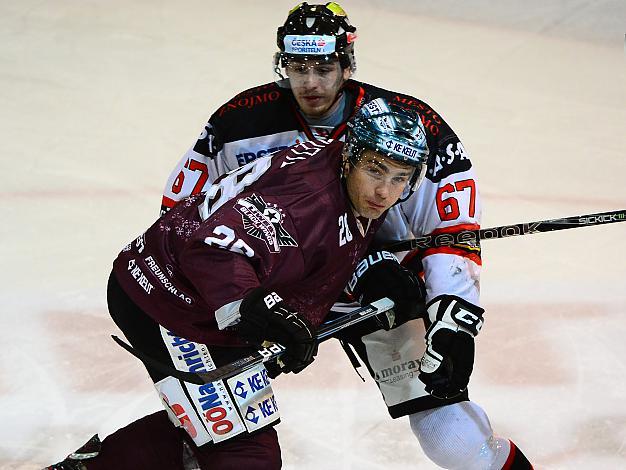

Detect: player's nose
[374,181,390,200]
[302,70,321,87]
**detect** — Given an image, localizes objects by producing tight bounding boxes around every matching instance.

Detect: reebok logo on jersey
[235,194,297,253]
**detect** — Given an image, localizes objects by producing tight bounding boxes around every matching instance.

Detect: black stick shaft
[384,209,626,253]
[194,297,393,383]
[112,297,394,385]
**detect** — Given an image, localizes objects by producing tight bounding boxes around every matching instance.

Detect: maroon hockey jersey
[113,138,383,346]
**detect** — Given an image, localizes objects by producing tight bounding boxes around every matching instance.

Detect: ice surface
[1,1,625,468]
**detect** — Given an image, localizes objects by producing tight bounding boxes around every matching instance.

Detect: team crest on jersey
[235,194,297,253]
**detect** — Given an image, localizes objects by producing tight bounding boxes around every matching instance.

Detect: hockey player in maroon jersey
[45,100,429,469]
[157,3,533,470]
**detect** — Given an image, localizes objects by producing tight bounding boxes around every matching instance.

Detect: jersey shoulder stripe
[212,82,300,136]
[352,80,458,143]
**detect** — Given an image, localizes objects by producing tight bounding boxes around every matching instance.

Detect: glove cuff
[346,250,399,295]
[426,295,484,336]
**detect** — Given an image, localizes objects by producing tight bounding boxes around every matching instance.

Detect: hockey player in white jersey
[160,3,533,469]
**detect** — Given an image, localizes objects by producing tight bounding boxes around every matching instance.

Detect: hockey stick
[383,209,626,253]
[112,297,394,386]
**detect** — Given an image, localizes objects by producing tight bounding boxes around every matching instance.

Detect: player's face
[286,58,351,118]
[345,150,415,219]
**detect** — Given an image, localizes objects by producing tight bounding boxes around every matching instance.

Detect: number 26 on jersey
[338,213,353,246]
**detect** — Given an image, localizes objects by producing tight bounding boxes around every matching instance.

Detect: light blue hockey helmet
[345,98,430,194]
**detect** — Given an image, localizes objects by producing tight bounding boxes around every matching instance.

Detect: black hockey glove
[238,288,318,375]
[419,295,485,399]
[348,251,426,330]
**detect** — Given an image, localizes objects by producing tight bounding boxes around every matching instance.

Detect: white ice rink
[1,1,625,468]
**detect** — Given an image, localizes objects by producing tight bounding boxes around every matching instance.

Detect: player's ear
[342,67,352,81]
[341,152,352,178]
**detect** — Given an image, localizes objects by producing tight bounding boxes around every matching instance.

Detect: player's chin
[302,106,326,117]
[360,206,386,219]
[298,98,331,116]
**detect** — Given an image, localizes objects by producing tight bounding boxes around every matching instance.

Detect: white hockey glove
[419,295,484,399]
[347,251,426,330]
[238,288,318,376]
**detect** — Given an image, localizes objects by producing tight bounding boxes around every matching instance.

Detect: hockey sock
[502,441,533,470]
[83,411,188,469]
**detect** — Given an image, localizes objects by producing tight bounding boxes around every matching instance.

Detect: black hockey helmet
[274,2,357,77]
[344,98,430,197]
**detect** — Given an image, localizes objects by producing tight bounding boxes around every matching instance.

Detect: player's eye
[289,64,308,74]
[364,165,383,178]
[315,67,333,75]
[392,176,409,185]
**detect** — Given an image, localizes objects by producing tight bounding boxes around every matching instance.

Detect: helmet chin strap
[395,164,428,204]
[328,72,350,111]
[308,90,344,119]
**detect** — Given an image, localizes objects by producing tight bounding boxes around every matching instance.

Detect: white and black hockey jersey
[161,79,482,306]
